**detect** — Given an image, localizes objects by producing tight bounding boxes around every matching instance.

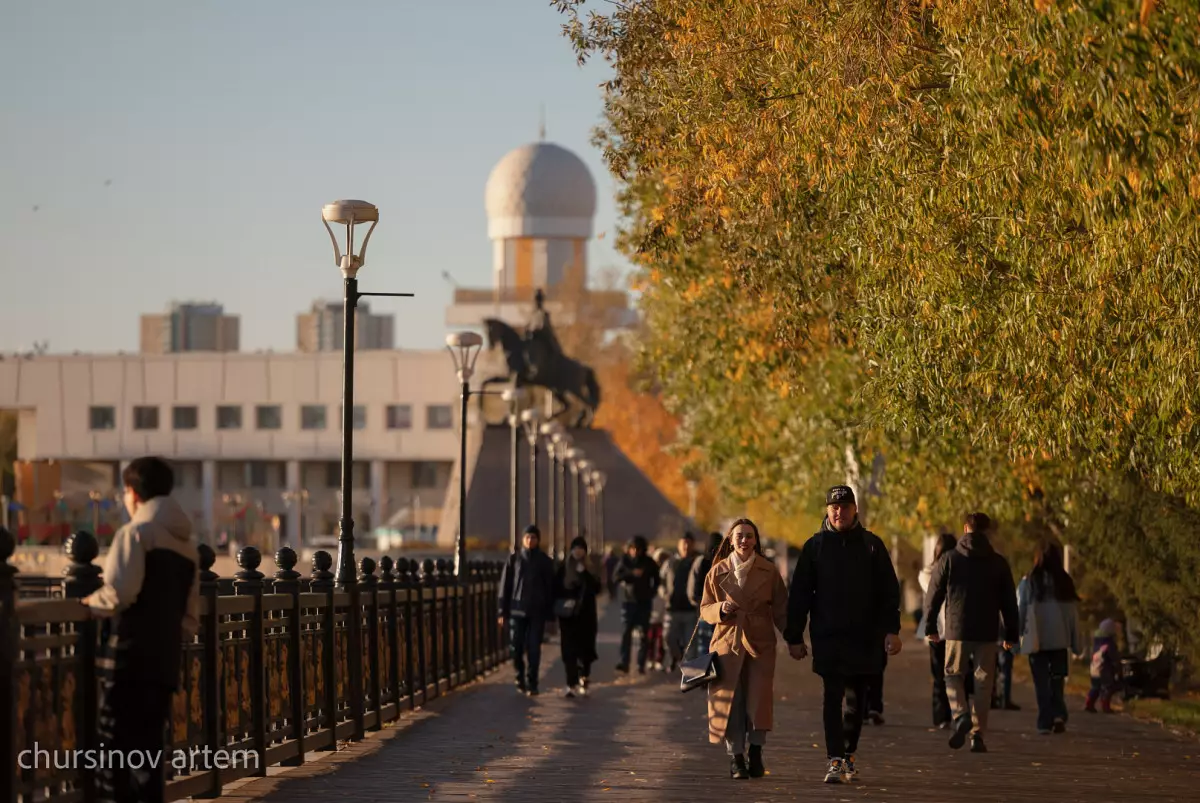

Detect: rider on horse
[523,288,562,380]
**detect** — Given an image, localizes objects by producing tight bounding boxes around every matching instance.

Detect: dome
[485,142,597,240]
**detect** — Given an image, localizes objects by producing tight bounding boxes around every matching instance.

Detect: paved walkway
[221,602,1199,802]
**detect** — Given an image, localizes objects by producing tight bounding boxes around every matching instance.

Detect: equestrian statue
[480,288,602,428]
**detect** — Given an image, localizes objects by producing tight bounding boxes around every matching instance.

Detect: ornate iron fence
[0,528,507,802]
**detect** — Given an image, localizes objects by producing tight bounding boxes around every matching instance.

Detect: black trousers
[864,653,887,715]
[930,641,951,726]
[97,677,173,803]
[821,673,868,759]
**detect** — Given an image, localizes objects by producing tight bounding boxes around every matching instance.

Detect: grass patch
[1124,697,1200,736]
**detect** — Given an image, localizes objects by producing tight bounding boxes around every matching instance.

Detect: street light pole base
[334,518,357,587]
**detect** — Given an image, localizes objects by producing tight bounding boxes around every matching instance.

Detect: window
[301,405,327,430]
[386,404,412,430]
[324,461,341,489]
[256,405,282,430]
[172,406,198,431]
[217,405,242,430]
[247,461,269,488]
[411,461,439,489]
[132,406,159,431]
[88,406,115,431]
[425,404,453,430]
[337,405,367,430]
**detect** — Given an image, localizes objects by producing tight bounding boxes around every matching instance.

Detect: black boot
[748,745,765,778]
[730,755,749,779]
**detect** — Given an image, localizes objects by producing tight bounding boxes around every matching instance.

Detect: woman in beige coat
[699,518,789,780]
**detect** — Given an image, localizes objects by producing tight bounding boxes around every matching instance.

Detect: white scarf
[730,550,754,588]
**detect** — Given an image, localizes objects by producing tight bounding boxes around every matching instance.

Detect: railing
[0,528,508,803]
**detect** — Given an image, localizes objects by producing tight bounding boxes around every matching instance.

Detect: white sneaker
[824,758,846,784]
[563,686,576,699]
[576,682,588,697]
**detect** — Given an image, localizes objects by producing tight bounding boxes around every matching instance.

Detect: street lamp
[591,470,607,555]
[552,431,572,560]
[686,478,700,520]
[446,331,484,579]
[570,454,590,544]
[519,408,542,534]
[501,386,528,552]
[540,421,563,559]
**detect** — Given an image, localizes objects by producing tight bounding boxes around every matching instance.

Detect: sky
[0,0,625,355]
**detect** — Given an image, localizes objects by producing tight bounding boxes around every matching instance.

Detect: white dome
[485,142,597,239]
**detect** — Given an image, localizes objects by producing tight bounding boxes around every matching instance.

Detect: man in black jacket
[83,456,199,803]
[785,486,902,785]
[497,525,556,695]
[614,534,659,673]
[923,512,1020,753]
[661,532,699,671]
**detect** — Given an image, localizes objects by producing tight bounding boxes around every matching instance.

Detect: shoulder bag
[679,611,720,693]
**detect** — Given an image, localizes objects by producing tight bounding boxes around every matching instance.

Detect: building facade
[140,302,240,354]
[296,300,395,352]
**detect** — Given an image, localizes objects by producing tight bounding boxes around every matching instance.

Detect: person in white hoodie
[1016,541,1084,735]
[918,532,960,729]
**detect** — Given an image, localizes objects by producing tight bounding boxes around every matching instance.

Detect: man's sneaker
[515,680,527,695]
[824,758,847,784]
[563,686,576,699]
[1037,728,1052,736]
[615,663,629,673]
[578,678,590,696]
[866,711,885,726]
[969,733,987,753]
[1052,718,1066,734]
[1004,701,1022,711]
[527,687,539,697]
[949,718,971,750]
[843,754,858,781]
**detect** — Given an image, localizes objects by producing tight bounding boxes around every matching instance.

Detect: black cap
[826,485,856,505]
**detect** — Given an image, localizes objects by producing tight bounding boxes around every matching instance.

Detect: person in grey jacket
[1017,541,1084,735]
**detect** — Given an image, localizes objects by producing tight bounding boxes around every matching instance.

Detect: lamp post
[686,478,699,520]
[591,470,607,555]
[501,387,528,552]
[553,432,572,560]
[446,331,484,579]
[519,408,541,534]
[540,421,563,559]
[571,454,590,544]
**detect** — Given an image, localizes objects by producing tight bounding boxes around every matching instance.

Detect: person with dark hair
[614,534,659,673]
[919,532,963,728]
[1017,541,1084,734]
[699,518,789,780]
[555,536,601,698]
[923,512,1020,754]
[785,486,902,785]
[497,524,556,696]
[82,456,199,803]
[662,532,699,671]
[689,531,724,655]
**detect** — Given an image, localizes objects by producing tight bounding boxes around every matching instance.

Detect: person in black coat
[556,536,601,698]
[785,486,902,785]
[614,534,660,673]
[497,525,556,696]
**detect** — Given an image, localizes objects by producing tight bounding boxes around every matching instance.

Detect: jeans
[930,641,951,726]
[509,615,546,691]
[821,673,868,759]
[97,677,172,803]
[664,609,699,666]
[1029,649,1069,731]
[619,602,652,668]
[994,646,1015,706]
[724,660,766,756]
[696,621,715,656]
[945,640,999,735]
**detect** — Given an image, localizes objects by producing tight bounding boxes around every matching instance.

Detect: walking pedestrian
[614,535,659,673]
[923,512,1020,754]
[992,643,1020,710]
[918,532,959,728]
[662,532,700,671]
[785,486,902,785]
[647,548,670,669]
[497,525,556,696]
[603,546,621,598]
[1017,541,1084,734]
[1085,619,1121,713]
[82,456,200,803]
[555,535,601,698]
[699,518,789,780]
[689,532,724,656]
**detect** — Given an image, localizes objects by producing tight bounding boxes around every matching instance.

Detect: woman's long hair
[1030,541,1078,602]
[712,517,764,563]
[931,532,957,566]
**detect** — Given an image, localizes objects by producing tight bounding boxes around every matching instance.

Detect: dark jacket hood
[956,531,995,557]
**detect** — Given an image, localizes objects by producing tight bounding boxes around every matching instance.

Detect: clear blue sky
[0,1,625,354]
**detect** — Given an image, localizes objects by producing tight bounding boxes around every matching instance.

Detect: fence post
[358,558,381,731]
[61,531,102,803]
[272,547,305,767]
[309,551,337,751]
[234,547,266,777]
[396,559,417,710]
[1,528,19,803]
[377,556,399,722]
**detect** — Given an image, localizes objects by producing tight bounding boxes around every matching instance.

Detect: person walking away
[785,486,902,785]
[992,641,1020,711]
[614,535,659,673]
[603,546,621,598]
[699,519,789,780]
[1085,619,1121,713]
[647,548,670,670]
[689,532,724,655]
[82,457,200,803]
[662,532,700,671]
[918,533,960,729]
[497,525,556,696]
[556,536,601,698]
[923,512,1020,754]
[1017,541,1084,734]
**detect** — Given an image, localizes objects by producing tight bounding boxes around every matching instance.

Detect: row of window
[233,460,440,490]
[87,403,454,433]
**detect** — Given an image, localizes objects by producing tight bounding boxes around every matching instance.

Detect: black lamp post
[519,408,541,535]
[576,459,592,544]
[501,386,528,552]
[540,421,563,559]
[445,331,484,579]
[591,469,607,556]
[553,431,572,560]
[566,450,586,544]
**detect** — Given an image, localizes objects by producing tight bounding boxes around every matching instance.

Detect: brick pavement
[219,601,1200,802]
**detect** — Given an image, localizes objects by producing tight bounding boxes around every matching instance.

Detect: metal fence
[0,528,508,802]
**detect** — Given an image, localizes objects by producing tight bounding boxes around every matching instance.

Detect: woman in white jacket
[1016,541,1084,735]
[919,533,960,728]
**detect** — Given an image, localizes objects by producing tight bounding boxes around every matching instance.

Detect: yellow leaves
[1139,0,1157,27]
[650,206,667,222]
[1127,168,1142,195]
[1189,173,1200,201]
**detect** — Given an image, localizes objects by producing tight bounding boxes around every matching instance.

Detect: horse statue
[480,317,602,428]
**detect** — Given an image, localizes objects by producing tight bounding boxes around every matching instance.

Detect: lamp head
[321,199,379,279]
[591,470,606,489]
[445,331,484,382]
[501,386,528,408]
